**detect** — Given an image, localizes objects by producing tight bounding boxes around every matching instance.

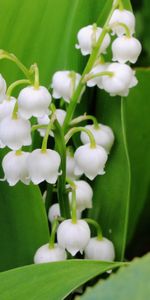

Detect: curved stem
[83,71,114,83]
[49,219,58,249]
[12,101,18,119]
[31,124,47,132]
[84,218,103,240]
[65,126,96,148]
[111,22,131,37]
[66,177,77,224]
[71,114,99,129]
[63,0,119,132]
[6,79,30,99]
[0,50,31,80]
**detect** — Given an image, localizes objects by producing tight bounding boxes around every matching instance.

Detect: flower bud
[69,180,93,212]
[18,86,51,119]
[48,203,60,223]
[0,97,16,121]
[86,63,109,89]
[0,115,32,150]
[80,124,114,154]
[0,74,7,103]
[2,151,29,186]
[74,144,108,180]
[57,219,91,256]
[27,149,61,184]
[102,63,138,97]
[37,109,66,137]
[52,71,81,103]
[76,25,110,56]
[109,9,135,36]
[112,36,142,64]
[34,243,67,263]
[85,237,115,261]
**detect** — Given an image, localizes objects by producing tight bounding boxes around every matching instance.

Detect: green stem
[83,71,114,83]
[65,126,96,148]
[63,0,119,132]
[12,101,18,119]
[0,50,31,80]
[41,117,55,152]
[6,79,30,99]
[118,0,124,10]
[71,114,99,129]
[66,177,77,223]
[30,63,40,89]
[84,218,103,240]
[31,124,48,132]
[111,22,131,37]
[49,219,58,248]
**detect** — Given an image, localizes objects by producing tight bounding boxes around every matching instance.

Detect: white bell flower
[0,115,32,150]
[0,139,5,148]
[0,97,16,121]
[102,63,138,97]
[52,71,81,103]
[18,85,52,119]
[27,149,61,184]
[69,180,93,212]
[0,74,7,103]
[48,203,60,223]
[86,63,109,89]
[76,25,110,56]
[57,219,90,256]
[85,237,115,261]
[112,36,142,64]
[34,243,67,264]
[74,144,108,180]
[2,151,30,186]
[37,109,66,137]
[109,9,135,36]
[80,124,114,154]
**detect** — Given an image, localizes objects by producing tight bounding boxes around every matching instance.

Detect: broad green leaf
[88,70,150,260]
[0,181,49,271]
[80,254,150,300]
[0,260,124,300]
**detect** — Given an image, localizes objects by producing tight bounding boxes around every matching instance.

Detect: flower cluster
[0,1,141,264]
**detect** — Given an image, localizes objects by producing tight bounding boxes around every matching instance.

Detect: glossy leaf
[80,254,150,300]
[0,260,124,300]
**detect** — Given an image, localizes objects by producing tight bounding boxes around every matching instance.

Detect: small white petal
[57,219,91,256]
[0,74,7,103]
[76,25,110,56]
[2,151,29,186]
[85,237,115,261]
[112,36,142,64]
[69,180,93,212]
[52,71,81,103]
[0,97,16,121]
[34,243,67,263]
[0,115,32,150]
[18,85,52,119]
[102,63,138,97]
[27,149,61,184]
[109,9,135,36]
[74,144,108,180]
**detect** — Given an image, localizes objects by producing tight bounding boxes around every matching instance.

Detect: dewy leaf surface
[0,260,124,300]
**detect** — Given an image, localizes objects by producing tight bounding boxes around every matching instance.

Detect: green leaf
[0,260,124,300]
[0,181,49,271]
[79,254,150,300]
[88,70,150,260]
